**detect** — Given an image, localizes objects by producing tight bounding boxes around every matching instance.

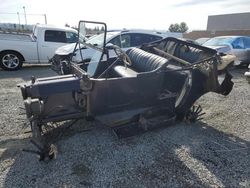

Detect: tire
[0,51,23,71]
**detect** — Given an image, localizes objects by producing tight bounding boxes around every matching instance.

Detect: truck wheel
[0,51,23,71]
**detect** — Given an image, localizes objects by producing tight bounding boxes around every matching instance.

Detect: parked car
[195,37,210,45]
[0,24,78,70]
[203,36,250,66]
[51,29,182,74]
[18,20,233,160]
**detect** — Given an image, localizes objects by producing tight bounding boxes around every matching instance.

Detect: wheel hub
[2,54,19,68]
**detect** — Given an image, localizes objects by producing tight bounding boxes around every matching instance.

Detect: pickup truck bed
[0,33,33,41]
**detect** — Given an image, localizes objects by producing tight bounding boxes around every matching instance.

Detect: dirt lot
[0,65,249,187]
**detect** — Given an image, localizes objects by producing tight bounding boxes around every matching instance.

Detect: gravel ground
[0,65,249,188]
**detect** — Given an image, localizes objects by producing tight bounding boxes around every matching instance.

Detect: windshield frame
[71,20,107,64]
[77,20,107,49]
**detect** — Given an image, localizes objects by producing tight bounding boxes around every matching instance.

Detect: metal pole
[17,12,21,31]
[17,12,21,30]
[44,14,47,24]
[23,6,27,25]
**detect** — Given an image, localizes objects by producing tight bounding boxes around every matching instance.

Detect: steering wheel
[112,45,132,66]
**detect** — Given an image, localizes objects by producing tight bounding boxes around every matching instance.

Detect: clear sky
[0,0,250,31]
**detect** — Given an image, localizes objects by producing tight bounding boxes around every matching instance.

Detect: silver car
[203,36,250,65]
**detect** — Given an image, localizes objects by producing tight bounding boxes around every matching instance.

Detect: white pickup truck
[0,24,78,70]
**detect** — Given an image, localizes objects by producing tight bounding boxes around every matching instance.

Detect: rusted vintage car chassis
[18,23,234,160]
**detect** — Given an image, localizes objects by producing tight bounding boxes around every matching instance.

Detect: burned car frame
[18,20,234,160]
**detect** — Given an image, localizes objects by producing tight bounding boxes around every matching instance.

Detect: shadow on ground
[1,120,249,187]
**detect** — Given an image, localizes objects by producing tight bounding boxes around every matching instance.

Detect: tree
[168,22,188,33]
[179,22,188,33]
[65,23,70,27]
[169,23,180,32]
